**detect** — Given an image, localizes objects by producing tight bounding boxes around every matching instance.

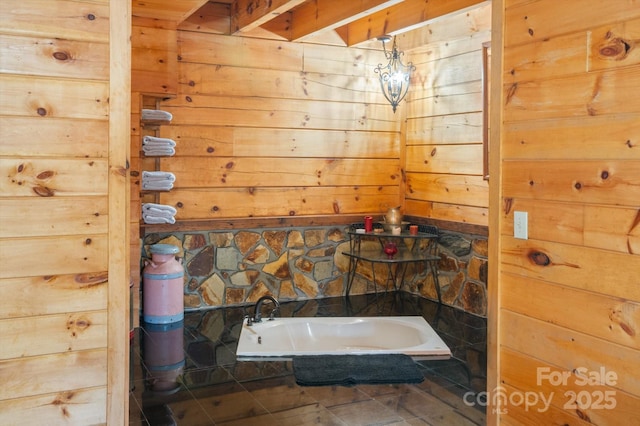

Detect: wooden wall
[130,17,179,327]
[493,0,640,423]
[0,0,130,424]
[148,29,403,222]
[404,2,491,227]
[130,5,494,230]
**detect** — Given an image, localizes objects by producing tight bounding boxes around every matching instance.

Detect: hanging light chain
[374,36,415,113]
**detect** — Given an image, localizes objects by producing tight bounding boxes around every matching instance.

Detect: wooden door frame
[108,0,131,423]
[486,0,504,424]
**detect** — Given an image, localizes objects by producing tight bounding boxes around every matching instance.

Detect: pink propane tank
[142,243,184,324]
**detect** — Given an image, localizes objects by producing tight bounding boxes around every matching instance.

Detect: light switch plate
[514,211,528,240]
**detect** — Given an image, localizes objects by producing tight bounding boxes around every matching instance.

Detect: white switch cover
[514,211,528,239]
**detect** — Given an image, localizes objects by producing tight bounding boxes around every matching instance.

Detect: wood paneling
[406,173,489,208]
[502,274,639,349]
[131,22,177,96]
[159,186,400,219]
[500,198,640,253]
[0,311,108,358]
[503,32,588,83]
[0,197,108,238]
[588,17,640,72]
[501,310,639,395]
[494,0,640,423]
[0,273,108,319]
[0,350,107,401]
[0,387,106,426]
[502,114,639,160]
[502,160,640,206]
[504,0,640,48]
[176,63,383,103]
[400,3,492,49]
[406,113,483,145]
[0,235,108,279]
[0,159,109,197]
[503,67,640,122]
[130,27,401,250]
[177,30,303,69]
[161,157,400,187]
[406,144,484,175]
[0,0,109,42]
[0,0,128,423]
[403,3,491,227]
[405,199,488,225]
[0,34,109,80]
[500,237,640,301]
[159,126,399,158]
[132,29,402,226]
[163,100,396,131]
[0,75,109,119]
[500,349,639,425]
[0,117,109,158]
[410,82,483,117]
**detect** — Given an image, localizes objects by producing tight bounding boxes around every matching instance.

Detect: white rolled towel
[142,109,173,122]
[143,136,176,147]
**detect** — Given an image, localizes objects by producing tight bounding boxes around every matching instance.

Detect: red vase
[383,242,398,259]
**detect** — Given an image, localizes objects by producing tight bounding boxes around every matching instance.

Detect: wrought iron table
[343,224,441,302]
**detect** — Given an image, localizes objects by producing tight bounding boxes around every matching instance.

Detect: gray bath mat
[292,354,424,386]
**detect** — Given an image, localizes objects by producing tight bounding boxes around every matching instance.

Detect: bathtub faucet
[253,295,280,323]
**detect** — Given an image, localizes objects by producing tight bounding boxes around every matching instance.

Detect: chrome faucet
[253,295,280,323]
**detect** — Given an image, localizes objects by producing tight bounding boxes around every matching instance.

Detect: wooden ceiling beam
[336,0,487,46]
[261,0,405,41]
[231,0,307,34]
[131,0,210,24]
[179,2,232,34]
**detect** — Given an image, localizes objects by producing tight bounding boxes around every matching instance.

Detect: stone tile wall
[141,225,488,317]
[410,233,488,317]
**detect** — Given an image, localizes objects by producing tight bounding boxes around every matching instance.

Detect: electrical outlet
[514,211,528,240]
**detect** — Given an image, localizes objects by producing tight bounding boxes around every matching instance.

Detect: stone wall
[141,225,488,317]
[413,233,488,317]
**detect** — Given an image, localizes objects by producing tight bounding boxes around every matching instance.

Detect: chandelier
[374,36,415,113]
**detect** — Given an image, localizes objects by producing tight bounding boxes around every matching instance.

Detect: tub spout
[253,295,279,323]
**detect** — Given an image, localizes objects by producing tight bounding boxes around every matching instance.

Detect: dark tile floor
[130,292,487,425]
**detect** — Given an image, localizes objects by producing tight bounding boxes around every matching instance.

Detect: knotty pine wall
[405,1,491,227]
[492,0,640,423]
[152,32,402,221]
[136,5,494,227]
[130,18,179,326]
[0,0,130,424]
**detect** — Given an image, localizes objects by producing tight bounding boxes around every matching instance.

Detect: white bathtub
[236,316,451,360]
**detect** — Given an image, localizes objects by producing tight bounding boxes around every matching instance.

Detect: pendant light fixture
[374,35,415,113]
